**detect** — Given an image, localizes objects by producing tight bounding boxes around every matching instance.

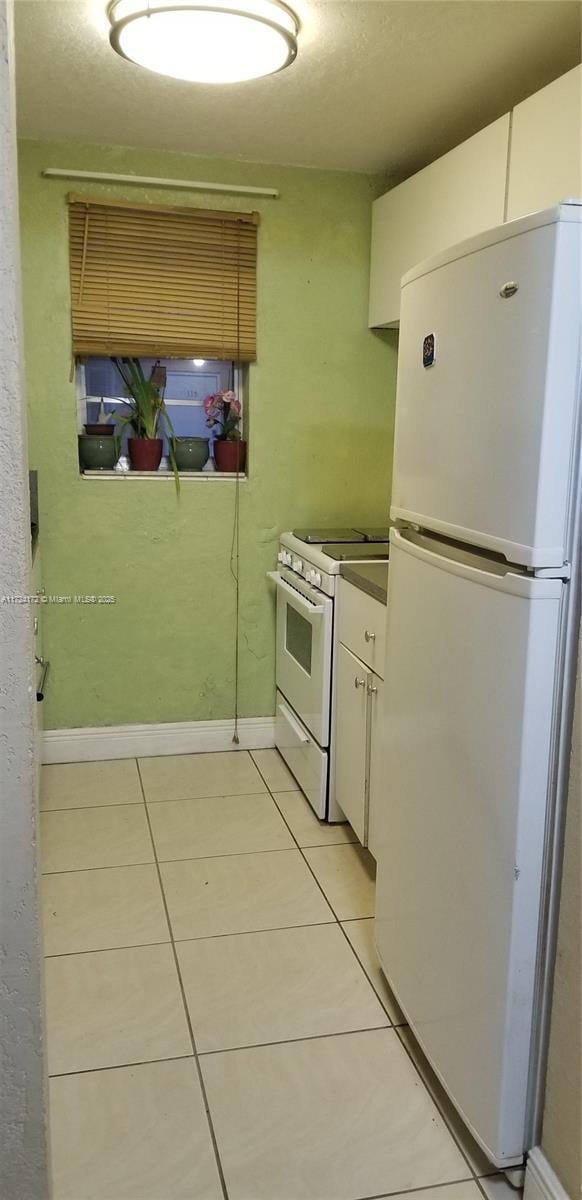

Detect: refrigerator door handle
[390,529,563,600]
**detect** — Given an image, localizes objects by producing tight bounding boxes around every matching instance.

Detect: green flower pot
[173,436,210,472]
[78,434,119,471]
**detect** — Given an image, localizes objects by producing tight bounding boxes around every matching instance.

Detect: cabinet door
[367,672,383,860]
[334,644,370,844]
[506,66,581,222]
[337,578,386,678]
[368,114,510,328]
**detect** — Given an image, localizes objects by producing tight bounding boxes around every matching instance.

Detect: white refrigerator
[374,203,581,1169]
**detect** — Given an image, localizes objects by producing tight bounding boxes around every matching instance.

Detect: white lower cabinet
[367,670,384,859]
[334,644,370,843]
[334,641,383,851]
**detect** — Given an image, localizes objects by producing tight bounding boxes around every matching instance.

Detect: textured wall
[541,630,581,1199]
[18,139,397,730]
[0,5,50,1197]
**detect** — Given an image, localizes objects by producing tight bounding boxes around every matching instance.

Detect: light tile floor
[41,749,514,1200]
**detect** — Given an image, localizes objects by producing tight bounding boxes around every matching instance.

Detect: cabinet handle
[364,630,376,642]
[367,683,378,696]
[354,677,366,689]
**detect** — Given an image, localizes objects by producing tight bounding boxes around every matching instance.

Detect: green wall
[18,139,397,730]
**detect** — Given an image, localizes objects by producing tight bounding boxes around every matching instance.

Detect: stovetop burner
[322,543,391,561]
[292,528,366,544]
[353,526,392,543]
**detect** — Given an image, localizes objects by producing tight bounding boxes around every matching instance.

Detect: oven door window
[285,602,313,675]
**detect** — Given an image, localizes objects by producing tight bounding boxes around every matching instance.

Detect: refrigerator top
[401,201,582,290]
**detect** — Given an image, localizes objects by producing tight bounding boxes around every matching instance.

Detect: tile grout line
[393,1023,492,1183]
[45,939,172,959]
[333,922,405,1028]
[249,759,344,927]
[48,1052,195,1081]
[41,844,318,878]
[43,751,240,769]
[255,753,498,1184]
[135,757,230,1200]
[146,786,282,805]
[347,1179,478,1200]
[40,785,297,815]
[42,859,157,876]
[40,799,145,814]
[254,759,400,1025]
[197,1023,398,1058]
[154,845,298,863]
[43,919,350,958]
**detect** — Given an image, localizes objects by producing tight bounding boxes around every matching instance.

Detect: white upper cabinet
[369,67,582,328]
[506,65,582,221]
[368,115,510,327]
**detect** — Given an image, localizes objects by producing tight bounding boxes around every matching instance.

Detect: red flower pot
[128,438,163,471]
[214,440,247,473]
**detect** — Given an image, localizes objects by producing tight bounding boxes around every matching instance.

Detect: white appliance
[374,203,581,1170]
[270,529,390,820]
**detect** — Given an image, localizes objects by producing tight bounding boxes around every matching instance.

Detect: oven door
[269,569,333,747]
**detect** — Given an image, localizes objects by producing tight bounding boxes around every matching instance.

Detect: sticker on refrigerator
[423,333,436,368]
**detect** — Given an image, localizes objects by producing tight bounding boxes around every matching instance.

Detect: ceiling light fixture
[108,0,299,84]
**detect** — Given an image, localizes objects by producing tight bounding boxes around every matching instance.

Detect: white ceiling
[14,0,581,176]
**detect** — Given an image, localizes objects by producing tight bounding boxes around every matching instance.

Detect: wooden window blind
[68,195,258,361]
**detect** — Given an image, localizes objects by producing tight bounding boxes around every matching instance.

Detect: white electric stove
[270,527,390,820]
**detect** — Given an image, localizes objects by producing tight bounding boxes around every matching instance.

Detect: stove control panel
[277,543,335,596]
[277,549,306,576]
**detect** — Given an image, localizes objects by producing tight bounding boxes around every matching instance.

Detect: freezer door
[391,215,581,567]
[374,529,563,1165]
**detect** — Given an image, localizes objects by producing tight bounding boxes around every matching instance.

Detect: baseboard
[42,716,276,764]
[525,1148,572,1200]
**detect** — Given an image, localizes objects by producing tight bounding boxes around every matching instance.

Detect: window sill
[80,470,248,482]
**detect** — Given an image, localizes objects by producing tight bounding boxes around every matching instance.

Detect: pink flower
[203,393,219,415]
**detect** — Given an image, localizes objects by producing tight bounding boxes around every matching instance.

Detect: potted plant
[78,431,119,471]
[78,401,120,470]
[173,436,210,472]
[112,357,179,491]
[84,398,116,436]
[204,390,246,473]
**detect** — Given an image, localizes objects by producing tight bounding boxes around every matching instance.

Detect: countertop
[340,560,389,605]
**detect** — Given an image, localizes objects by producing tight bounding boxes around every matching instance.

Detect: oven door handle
[267,571,326,615]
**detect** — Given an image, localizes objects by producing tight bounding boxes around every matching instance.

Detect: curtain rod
[42,168,279,199]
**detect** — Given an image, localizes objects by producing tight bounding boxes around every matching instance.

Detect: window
[68,197,258,360]
[79,357,244,472]
[69,196,257,478]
